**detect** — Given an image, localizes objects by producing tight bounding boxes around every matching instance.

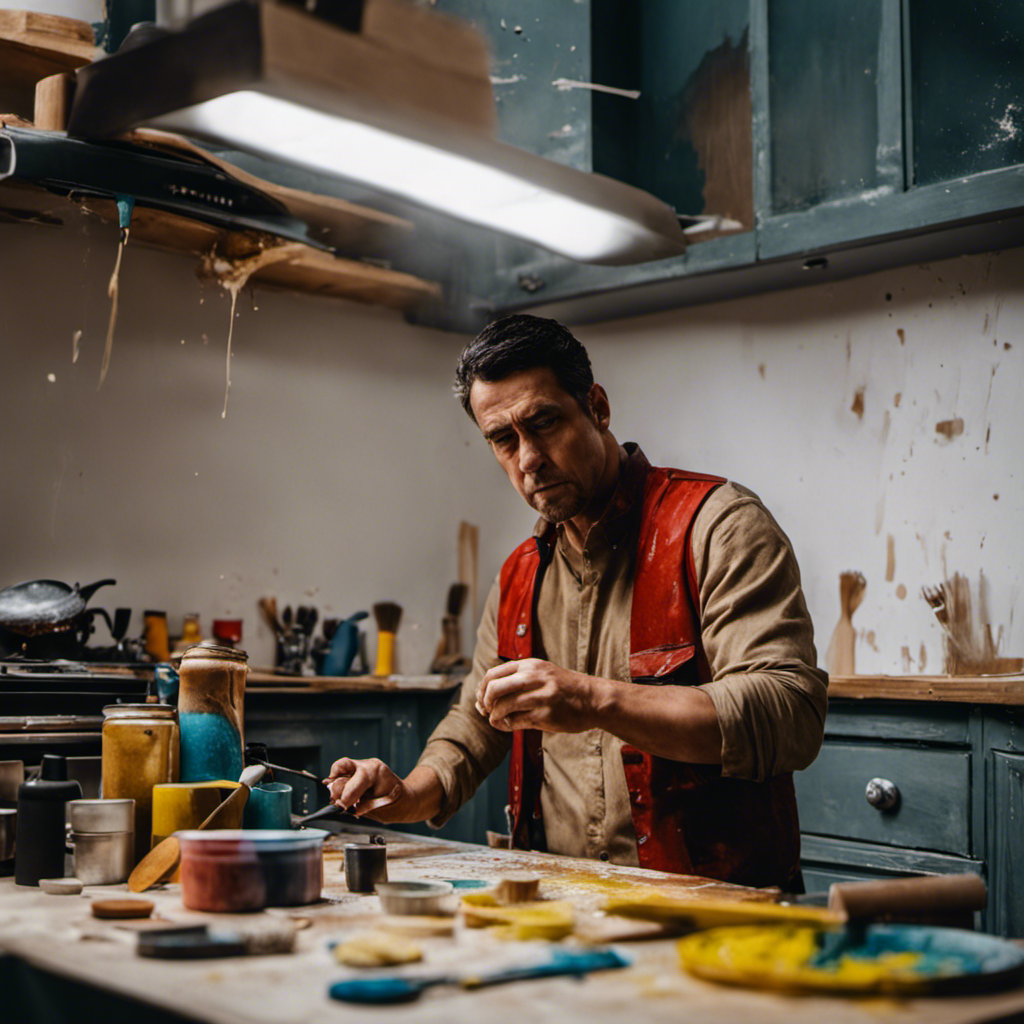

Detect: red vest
[498,465,803,890]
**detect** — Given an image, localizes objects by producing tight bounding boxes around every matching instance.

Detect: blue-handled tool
[328,947,630,1004]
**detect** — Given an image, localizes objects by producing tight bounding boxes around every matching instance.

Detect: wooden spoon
[127,765,266,893]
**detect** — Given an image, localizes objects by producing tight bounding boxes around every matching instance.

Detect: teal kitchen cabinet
[794,682,1024,936]
[244,686,509,846]
[435,0,1024,321]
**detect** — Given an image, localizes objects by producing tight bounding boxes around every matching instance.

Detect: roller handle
[828,873,987,921]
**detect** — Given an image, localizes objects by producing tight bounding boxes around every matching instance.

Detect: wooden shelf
[829,673,1024,706]
[246,670,461,693]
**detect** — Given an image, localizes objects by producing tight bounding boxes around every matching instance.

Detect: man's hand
[322,759,443,823]
[475,658,606,733]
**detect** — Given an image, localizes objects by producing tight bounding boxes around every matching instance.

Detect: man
[326,314,827,889]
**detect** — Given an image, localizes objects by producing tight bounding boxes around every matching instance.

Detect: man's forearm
[393,765,446,822]
[590,677,723,764]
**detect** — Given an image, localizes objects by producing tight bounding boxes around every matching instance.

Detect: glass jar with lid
[178,641,248,783]
[101,704,179,864]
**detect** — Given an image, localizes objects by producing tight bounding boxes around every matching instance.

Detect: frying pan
[0,578,116,636]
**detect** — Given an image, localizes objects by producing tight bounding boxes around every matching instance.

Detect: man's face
[469,367,609,523]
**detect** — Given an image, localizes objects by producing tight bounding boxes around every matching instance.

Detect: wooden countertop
[828,674,1024,705]
[4,829,1024,1024]
[246,671,462,694]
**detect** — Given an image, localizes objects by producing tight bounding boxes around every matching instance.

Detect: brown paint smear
[925,572,1023,675]
[851,387,865,419]
[681,28,753,230]
[894,392,902,407]
[885,536,895,581]
[897,328,905,345]
[935,418,964,440]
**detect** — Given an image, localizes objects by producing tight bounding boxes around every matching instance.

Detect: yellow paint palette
[460,891,575,940]
[676,924,1024,996]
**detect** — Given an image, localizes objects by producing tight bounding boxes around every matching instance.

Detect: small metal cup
[71,830,134,885]
[344,842,388,893]
[0,807,16,861]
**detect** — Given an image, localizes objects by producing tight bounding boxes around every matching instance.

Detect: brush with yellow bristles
[372,601,403,677]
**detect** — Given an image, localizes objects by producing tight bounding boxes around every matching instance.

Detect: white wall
[559,247,1024,676]
[1,199,1021,676]
[0,212,535,670]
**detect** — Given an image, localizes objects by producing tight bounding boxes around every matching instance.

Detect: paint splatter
[935,418,964,440]
[896,584,907,600]
[885,536,895,581]
[894,392,901,407]
[851,387,865,419]
[924,573,1023,674]
[46,373,56,383]
[197,236,304,419]
[758,364,766,379]
[1005,342,1012,351]
[98,228,128,389]
[72,329,82,363]
[900,646,913,673]
[897,328,905,345]
[918,643,927,672]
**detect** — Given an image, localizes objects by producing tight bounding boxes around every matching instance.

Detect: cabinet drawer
[794,742,971,855]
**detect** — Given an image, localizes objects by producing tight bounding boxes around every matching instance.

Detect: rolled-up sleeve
[694,484,829,781]
[416,575,512,827]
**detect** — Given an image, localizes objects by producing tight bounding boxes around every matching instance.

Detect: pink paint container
[177,829,325,912]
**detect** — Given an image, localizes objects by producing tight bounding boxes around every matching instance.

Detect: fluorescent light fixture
[147,91,688,265]
[68,1,691,265]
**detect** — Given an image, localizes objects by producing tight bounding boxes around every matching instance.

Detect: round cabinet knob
[865,777,900,811]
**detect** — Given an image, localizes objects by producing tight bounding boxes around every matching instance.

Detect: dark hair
[454,314,594,420]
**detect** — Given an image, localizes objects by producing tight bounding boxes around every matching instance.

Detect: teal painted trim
[877,0,905,192]
[105,0,156,52]
[486,231,757,312]
[757,163,1024,260]
[900,0,915,188]
[748,0,771,229]
[801,834,984,877]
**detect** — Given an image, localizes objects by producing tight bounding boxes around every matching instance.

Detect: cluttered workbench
[4,826,1024,1024]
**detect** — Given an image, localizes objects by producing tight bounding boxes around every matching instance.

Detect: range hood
[62,0,691,266]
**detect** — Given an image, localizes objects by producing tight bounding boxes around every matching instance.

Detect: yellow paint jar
[101,704,179,864]
[151,780,242,882]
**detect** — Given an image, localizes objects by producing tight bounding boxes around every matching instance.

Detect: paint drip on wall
[922,572,1023,675]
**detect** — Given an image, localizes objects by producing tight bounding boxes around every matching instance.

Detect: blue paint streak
[179,711,242,783]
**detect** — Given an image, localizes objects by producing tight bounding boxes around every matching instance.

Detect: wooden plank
[246,670,459,693]
[0,10,94,46]
[259,0,496,134]
[78,199,439,311]
[829,674,1024,705]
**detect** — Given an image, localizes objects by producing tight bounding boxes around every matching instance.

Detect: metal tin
[71,829,134,885]
[177,829,324,912]
[374,880,455,916]
[69,798,135,834]
[344,842,388,893]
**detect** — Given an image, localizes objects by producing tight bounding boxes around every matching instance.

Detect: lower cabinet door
[988,749,1024,937]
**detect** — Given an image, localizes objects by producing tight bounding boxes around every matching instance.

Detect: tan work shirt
[417,446,828,866]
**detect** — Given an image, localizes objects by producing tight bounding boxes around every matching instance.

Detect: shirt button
[516,624,527,637]
[598,851,610,862]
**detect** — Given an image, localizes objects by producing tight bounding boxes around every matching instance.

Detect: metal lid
[102,704,177,719]
[180,640,248,664]
[69,798,135,833]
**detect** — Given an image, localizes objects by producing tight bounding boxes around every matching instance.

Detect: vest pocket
[629,642,696,684]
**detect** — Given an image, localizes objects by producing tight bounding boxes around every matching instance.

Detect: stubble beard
[530,482,586,523]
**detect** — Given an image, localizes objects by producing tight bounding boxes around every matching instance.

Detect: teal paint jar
[177,641,247,783]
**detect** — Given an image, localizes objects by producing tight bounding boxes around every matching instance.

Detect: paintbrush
[372,601,402,677]
[431,583,469,672]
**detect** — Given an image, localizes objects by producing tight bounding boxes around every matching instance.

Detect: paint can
[177,829,325,912]
[68,799,135,885]
[344,841,388,893]
[177,642,247,783]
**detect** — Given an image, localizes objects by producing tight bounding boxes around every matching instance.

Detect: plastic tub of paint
[177,829,325,912]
